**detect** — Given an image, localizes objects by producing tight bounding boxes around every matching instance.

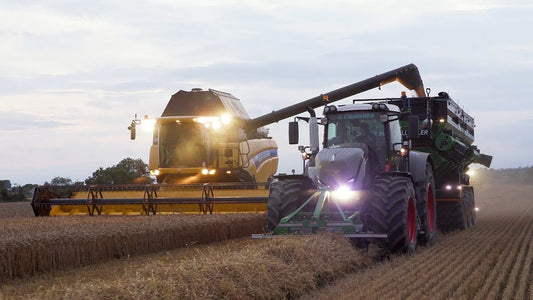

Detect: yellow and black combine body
[32,89,278,216]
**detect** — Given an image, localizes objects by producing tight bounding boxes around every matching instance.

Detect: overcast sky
[1,0,532,185]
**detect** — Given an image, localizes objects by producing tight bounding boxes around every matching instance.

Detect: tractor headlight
[331,184,359,203]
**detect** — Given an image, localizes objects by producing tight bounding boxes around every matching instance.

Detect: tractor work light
[371,103,389,111]
[323,105,337,113]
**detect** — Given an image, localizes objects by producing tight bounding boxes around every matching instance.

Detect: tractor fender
[409,151,432,185]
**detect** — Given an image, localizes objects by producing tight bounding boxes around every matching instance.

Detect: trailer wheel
[470,188,477,225]
[463,186,475,226]
[266,178,314,232]
[436,193,469,232]
[419,163,437,245]
[368,176,417,253]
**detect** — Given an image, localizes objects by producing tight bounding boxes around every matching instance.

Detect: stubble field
[0,182,531,299]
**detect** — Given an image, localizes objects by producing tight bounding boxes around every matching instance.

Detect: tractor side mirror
[408,116,419,139]
[289,121,299,144]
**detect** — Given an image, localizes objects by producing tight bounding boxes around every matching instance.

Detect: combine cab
[140,89,278,184]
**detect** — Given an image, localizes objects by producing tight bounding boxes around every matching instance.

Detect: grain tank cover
[161,88,251,119]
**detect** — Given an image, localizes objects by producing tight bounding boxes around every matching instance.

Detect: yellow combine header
[32,182,269,216]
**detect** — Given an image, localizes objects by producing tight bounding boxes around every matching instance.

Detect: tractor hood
[315,147,366,189]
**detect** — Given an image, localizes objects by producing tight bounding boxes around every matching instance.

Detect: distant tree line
[1,158,153,202]
[0,180,37,202]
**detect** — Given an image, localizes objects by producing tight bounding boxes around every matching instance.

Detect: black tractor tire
[418,163,437,245]
[367,176,418,253]
[266,178,315,232]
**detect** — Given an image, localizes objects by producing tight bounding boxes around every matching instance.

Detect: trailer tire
[463,186,475,226]
[436,194,469,232]
[418,163,437,245]
[470,188,477,225]
[368,176,418,253]
[266,178,315,232]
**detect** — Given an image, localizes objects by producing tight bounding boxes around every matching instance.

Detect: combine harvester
[32,63,491,252]
[32,89,279,216]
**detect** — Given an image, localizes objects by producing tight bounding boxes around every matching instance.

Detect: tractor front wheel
[266,177,315,232]
[367,176,418,253]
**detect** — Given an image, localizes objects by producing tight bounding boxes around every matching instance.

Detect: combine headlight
[201,169,216,175]
[221,114,232,124]
[193,115,232,130]
[331,185,359,203]
[150,169,160,176]
[139,118,156,132]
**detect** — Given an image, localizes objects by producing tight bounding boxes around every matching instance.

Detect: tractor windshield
[159,122,207,168]
[325,112,385,154]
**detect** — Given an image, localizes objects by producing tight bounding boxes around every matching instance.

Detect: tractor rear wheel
[367,176,418,253]
[266,178,315,232]
[418,163,437,245]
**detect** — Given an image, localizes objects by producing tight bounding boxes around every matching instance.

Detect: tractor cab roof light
[372,103,389,111]
[324,105,337,113]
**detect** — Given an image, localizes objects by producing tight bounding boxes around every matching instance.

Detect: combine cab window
[159,123,207,167]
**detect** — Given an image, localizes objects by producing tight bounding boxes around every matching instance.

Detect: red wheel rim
[407,196,416,244]
[427,183,435,232]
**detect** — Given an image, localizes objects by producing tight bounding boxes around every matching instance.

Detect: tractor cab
[318,103,405,188]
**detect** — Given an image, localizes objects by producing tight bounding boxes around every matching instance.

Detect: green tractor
[263,64,491,253]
